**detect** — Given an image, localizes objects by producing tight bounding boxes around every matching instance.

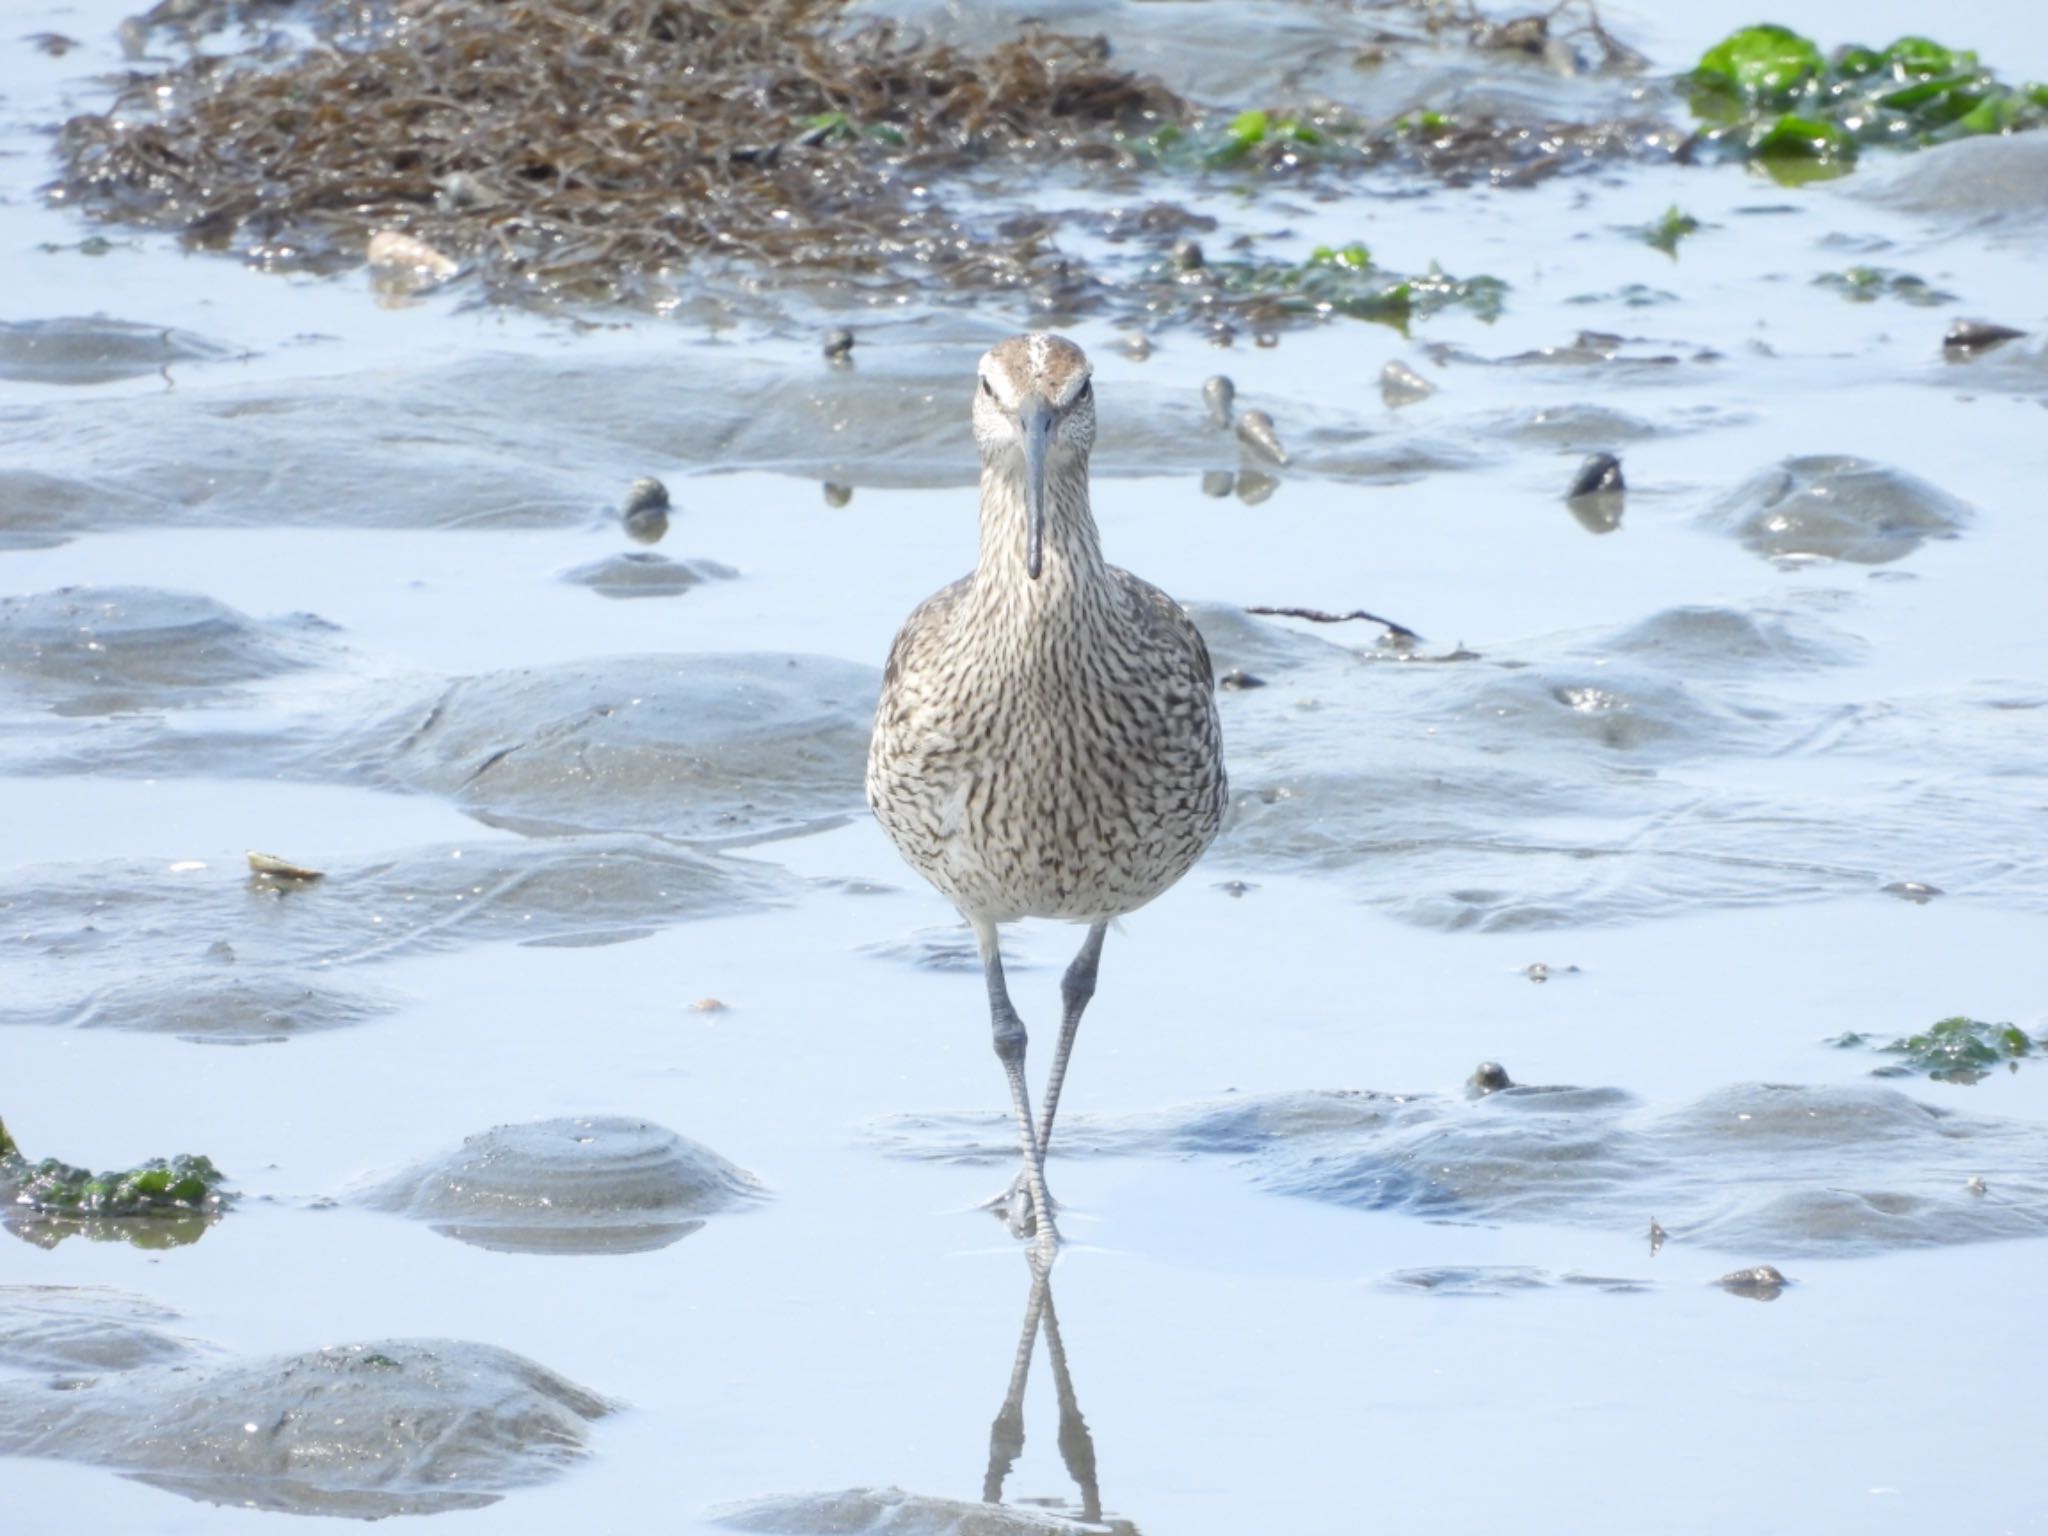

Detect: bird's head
[972,333,1096,581]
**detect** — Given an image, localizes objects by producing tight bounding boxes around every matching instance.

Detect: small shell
[1567,452,1625,498]
[365,229,458,285]
[1202,374,1235,428]
[1379,359,1436,407]
[1235,408,1288,466]
[246,851,324,882]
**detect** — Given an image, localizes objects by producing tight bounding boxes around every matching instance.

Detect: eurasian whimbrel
[867,333,1227,1266]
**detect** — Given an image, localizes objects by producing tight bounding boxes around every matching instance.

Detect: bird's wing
[1111,568,1216,692]
[880,575,970,697]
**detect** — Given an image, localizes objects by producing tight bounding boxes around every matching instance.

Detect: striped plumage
[866,333,1225,1265]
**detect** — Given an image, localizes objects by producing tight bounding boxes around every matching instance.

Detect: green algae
[1831,1016,2044,1085]
[1,1118,232,1247]
[1685,25,2048,173]
[1638,205,1701,256]
[1192,247,1507,332]
[1813,266,1955,307]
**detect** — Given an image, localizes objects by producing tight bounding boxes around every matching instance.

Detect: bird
[867,333,1227,1267]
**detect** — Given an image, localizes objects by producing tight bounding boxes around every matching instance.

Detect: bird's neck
[971,460,1108,607]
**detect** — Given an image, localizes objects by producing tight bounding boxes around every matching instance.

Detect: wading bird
[867,334,1226,1267]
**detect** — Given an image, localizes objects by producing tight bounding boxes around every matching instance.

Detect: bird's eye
[980,378,994,399]
[1077,379,1093,403]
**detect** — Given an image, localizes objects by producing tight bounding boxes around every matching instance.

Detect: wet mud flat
[6,0,2048,1532]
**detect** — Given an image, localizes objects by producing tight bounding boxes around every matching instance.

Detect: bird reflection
[982,1267,1137,1534]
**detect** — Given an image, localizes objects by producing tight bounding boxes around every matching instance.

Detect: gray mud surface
[4,2,2047,1532]
[873,1080,2048,1257]
[362,1115,764,1254]
[0,1323,611,1517]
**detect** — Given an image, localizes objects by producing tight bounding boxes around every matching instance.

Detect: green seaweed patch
[1831,1016,2044,1084]
[1685,26,2048,174]
[1636,205,1701,256]
[1813,265,1956,306]
[2,1123,232,1247]
[1189,246,1507,332]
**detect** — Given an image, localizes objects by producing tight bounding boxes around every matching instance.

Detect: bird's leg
[983,921,1108,1229]
[1036,921,1108,1160]
[977,920,1059,1267]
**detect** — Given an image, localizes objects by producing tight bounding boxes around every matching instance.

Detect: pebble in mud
[1235,408,1287,465]
[1200,469,1235,497]
[1881,880,1942,904]
[1169,237,1205,270]
[1943,319,2027,356]
[822,481,852,507]
[621,475,671,543]
[0,1332,611,1517]
[1219,668,1266,690]
[1202,373,1235,428]
[1715,1264,1788,1301]
[823,327,855,364]
[1115,332,1153,361]
[1565,452,1625,534]
[1379,359,1436,406]
[1567,452,1624,498]
[1467,1061,1513,1095]
[361,1115,764,1255]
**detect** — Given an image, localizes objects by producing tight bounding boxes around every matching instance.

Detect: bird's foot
[979,1167,1058,1238]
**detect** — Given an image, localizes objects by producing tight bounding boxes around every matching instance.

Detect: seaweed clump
[1,1115,232,1249]
[1684,26,2048,179]
[1830,1016,2045,1085]
[53,0,1190,309]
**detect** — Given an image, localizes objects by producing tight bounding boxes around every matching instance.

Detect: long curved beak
[1019,396,1054,581]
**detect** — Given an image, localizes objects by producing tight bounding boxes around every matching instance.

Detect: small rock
[1715,1264,1788,1300]
[1170,237,1205,271]
[1379,359,1436,407]
[822,482,852,508]
[690,998,728,1014]
[1966,1175,1988,1196]
[1215,879,1256,898]
[1116,333,1153,362]
[1235,409,1288,465]
[1254,331,1279,349]
[1202,374,1235,429]
[1219,669,1266,690]
[822,328,855,363]
[1468,1061,1513,1096]
[1200,470,1236,498]
[1649,1218,1666,1256]
[1943,319,2026,355]
[1567,452,1625,498]
[1525,962,1550,983]
[622,477,671,544]
[1881,880,1942,903]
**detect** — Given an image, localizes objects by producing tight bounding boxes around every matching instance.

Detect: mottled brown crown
[980,333,1092,409]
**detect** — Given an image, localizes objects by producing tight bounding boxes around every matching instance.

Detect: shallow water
[5,1,2048,1532]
